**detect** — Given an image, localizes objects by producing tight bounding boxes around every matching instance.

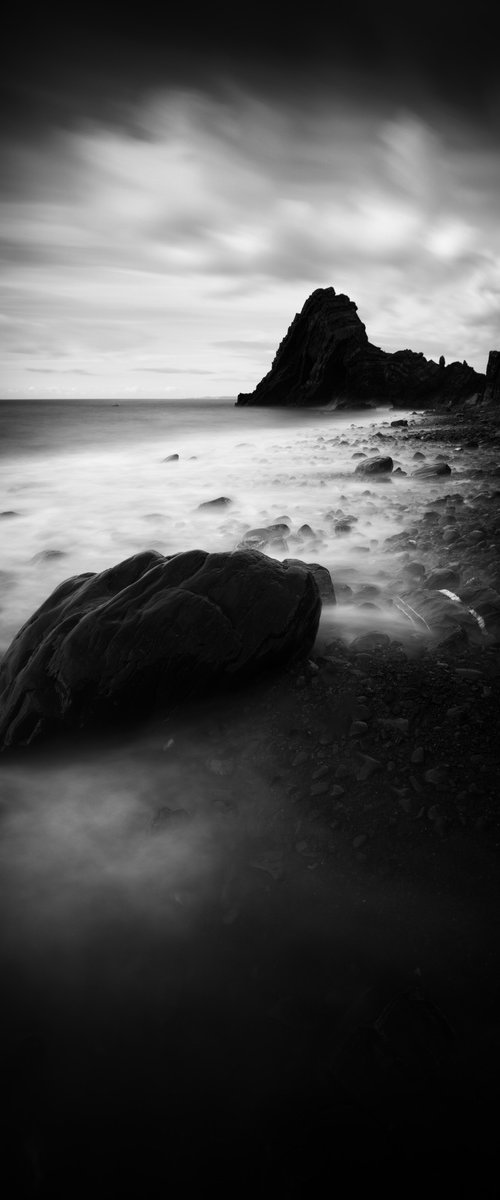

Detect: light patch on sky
[1,89,500,398]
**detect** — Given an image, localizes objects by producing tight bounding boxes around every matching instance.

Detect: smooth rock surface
[354,456,394,475]
[0,548,321,750]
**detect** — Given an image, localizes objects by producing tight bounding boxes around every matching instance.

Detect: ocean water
[0,395,444,650]
[0,397,494,1185]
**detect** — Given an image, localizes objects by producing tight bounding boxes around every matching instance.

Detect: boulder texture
[0,548,321,750]
[236,287,486,408]
[354,456,394,476]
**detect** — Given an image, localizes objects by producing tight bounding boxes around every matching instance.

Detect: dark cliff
[236,287,486,408]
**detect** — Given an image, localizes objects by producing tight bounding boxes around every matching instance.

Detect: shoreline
[2,401,500,1192]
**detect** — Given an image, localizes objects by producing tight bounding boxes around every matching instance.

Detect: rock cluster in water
[0,549,321,750]
[236,287,488,409]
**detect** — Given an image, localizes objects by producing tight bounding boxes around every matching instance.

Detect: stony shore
[3,404,500,1194]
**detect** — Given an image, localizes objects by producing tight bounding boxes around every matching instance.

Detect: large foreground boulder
[0,548,321,750]
[236,287,486,409]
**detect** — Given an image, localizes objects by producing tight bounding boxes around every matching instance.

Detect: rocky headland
[236,287,489,409]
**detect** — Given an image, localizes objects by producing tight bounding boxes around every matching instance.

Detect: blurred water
[2,398,495,1188]
[0,397,447,650]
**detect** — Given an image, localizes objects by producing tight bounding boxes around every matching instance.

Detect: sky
[1,3,499,399]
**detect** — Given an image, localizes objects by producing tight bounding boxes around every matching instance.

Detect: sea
[0,396,494,1186]
[0,395,432,650]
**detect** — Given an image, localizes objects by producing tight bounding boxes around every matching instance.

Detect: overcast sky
[1,3,499,398]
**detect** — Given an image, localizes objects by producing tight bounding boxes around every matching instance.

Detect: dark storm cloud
[3,2,500,138]
[2,2,499,396]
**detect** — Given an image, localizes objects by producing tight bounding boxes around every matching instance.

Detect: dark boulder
[236,287,486,409]
[236,524,290,551]
[354,456,393,476]
[412,462,452,479]
[197,497,232,509]
[0,549,321,750]
[284,559,335,603]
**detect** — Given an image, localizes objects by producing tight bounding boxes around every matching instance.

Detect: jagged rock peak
[236,286,486,410]
[483,350,500,406]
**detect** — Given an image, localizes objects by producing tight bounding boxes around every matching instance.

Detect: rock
[0,548,321,750]
[404,562,426,578]
[236,287,485,408]
[425,567,460,590]
[353,753,382,781]
[284,559,335,603]
[351,631,391,651]
[0,511,19,518]
[354,456,393,476]
[163,453,179,462]
[390,419,408,427]
[32,550,67,563]
[197,497,232,509]
[482,350,500,405]
[412,463,452,478]
[237,524,289,551]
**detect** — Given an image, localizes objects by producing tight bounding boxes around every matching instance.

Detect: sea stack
[483,350,500,406]
[236,287,486,408]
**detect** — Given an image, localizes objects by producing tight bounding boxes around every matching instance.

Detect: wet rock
[237,524,290,551]
[32,550,67,563]
[353,753,383,781]
[0,548,321,750]
[404,562,426,578]
[350,631,391,651]
[354,456,393,476]
[425,567,460,590]
[198,497,232,509]
[284,559,335,603]
[412,463,452,478]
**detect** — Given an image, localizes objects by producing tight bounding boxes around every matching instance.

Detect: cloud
[26,367,95,374]
[1,83,499,393]
[132,367,213,374]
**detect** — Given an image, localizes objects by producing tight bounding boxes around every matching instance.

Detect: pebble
[352,834,368,850]
[354,754,382,781]
[411,746,425,764]
[310,781,329,796]
[424,767,449,786]
[311,765,330,780]
[350,720,368,736]
[331,785,345,798]
[292,750,309,766]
